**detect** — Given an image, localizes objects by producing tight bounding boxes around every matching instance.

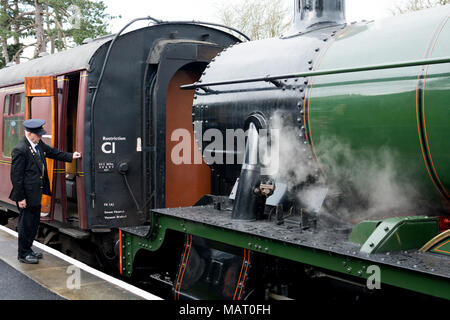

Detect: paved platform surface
[0,225,161,300]
[0,258,63,300]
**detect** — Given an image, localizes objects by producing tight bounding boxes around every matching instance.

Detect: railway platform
[0,225,161,300]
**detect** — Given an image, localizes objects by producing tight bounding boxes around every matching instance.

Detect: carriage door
[24,76,58,221]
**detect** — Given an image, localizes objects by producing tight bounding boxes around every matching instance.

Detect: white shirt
[25,134,39,154]
[25,134,44,175]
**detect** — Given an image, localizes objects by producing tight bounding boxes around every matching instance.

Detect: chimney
[291,0,346,33]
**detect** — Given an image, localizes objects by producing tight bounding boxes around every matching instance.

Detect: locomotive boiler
[192,0,450,218]
[121,0,450,301]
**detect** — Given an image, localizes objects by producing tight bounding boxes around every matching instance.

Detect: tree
[0,0,11,66]
[0,0,114,66]
[391,0,450,14]
[0,0,34,66]
[41,0,114,52]
[34,0,45,56]
[216,0,292,40]
[0,42,22,68]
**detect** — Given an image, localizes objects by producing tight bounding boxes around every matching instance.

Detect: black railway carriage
[0,22,239,262]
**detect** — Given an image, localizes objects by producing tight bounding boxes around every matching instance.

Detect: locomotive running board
[120,195,450,300]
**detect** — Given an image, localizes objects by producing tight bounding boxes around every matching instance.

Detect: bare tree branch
[216,0,292,40]
[391,0,450,15]
[12,41,35,61]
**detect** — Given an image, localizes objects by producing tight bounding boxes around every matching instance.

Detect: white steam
[262,111,420,224]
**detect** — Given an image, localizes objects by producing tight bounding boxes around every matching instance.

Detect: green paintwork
[308,7,450,204]
[121,212,450,300]
[348,220,380,244]
[357,216,439,254]
[431,238,450,256]
[422,16,450,199]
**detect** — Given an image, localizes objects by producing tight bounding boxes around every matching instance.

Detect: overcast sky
[104,0,400,33]
[17,0,404,59]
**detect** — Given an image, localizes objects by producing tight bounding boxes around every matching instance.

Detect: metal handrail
[181,56,450,90]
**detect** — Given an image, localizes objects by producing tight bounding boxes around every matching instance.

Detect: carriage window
[13,93,25,114]
[3,93,25,158]
[3,95,10,114]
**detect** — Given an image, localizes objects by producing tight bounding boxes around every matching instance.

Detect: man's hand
[73,151,82,159]
[18,199,26,209]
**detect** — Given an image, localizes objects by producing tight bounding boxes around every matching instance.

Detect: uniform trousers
[17,205,41,258]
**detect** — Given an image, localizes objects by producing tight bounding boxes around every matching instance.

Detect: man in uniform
[9,119,81,264]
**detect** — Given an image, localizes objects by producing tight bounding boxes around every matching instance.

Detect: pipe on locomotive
[232,122,266,221]
[181,56,450,91]
[291,0,346,33]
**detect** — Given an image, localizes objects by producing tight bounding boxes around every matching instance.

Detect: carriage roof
[0,36,113,88]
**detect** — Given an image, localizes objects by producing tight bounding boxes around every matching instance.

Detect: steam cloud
[263,111,421,225]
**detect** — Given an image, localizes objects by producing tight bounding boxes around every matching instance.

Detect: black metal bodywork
[83,24,239,228]
[193,24,345,194]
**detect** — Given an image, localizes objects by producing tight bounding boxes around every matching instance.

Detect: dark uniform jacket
[9,137,73,207]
